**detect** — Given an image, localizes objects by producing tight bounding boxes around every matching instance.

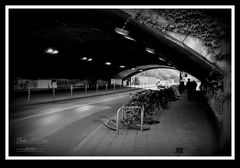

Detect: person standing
[186,79,192,100]
[179,81,185,94]
[192,80,197,99]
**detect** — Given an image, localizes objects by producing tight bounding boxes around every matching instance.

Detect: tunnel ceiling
[9,8,230,81]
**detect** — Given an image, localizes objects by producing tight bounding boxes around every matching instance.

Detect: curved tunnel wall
[112,9,231,154]
[113,64,177,80]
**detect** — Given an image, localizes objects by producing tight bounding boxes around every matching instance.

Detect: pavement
[73,92,220,156]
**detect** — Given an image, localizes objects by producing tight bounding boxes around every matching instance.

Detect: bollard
[106,84,108,92]
[114,83,116,92]
[96,84,98,93]
[27,87,31,104]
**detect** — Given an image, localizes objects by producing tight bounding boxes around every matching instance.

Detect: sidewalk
[11,87,140,107]
[73,92,220,156]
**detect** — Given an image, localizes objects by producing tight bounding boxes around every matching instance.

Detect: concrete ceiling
[9,9,225,81]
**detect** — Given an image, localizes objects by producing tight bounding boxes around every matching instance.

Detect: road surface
[9,90,139,156]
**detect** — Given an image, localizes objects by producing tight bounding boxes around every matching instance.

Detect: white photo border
[5,5,235,160]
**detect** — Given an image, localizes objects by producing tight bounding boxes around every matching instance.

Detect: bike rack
[116,105,144,135]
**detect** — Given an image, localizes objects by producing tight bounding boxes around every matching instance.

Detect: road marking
[12,95,127,121]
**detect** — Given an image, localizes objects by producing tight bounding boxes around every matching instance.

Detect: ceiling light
[52,50,59,54]
[120,65,125,68]
[45,48,54,54]
[158,57,165,61]
[131,68,135,70]
[124,36,136,41]
[87,58,92,61]
[115,27,129,36]
[81,57,87,60]
[145,47,155,54]
[105,62,111,65]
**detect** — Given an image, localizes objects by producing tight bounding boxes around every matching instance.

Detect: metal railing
[116,105,144,135]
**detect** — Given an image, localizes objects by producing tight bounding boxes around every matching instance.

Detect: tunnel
[6,6,233,158]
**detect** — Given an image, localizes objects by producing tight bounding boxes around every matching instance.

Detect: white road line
[12,97,125,121]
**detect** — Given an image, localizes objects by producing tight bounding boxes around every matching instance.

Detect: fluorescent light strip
[146,47,155,54]
[124,36,136,41]
[115,28,129,36]
[159,57,165,61]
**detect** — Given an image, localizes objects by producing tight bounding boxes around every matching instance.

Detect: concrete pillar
[219,72,231,155]
[216,59,231,155]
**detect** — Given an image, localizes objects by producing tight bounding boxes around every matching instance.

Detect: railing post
[70,85,73,97]
[85,84,87,94]
[53,88,55,100]
[27,87,31,104]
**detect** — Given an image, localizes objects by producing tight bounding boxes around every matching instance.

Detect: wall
[202,59,231,155]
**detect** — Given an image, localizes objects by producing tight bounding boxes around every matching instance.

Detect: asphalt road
[9,90,140,156]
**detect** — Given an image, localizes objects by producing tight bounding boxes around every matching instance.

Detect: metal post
[85,84,87,94]
[96,84,98,93]
[27,87,31,104]
[116,108,122,135]
[53,88,55,100]
[114,83,116,92]
[106,83,108,92]
[70,85,73,97]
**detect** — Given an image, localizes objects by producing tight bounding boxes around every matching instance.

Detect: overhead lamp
[87,58,92,61]
[81,57,88,60]
[120,65,125,68]
[131,68,135,70]
[45,48,54,54]
[145,47,155,54]
[52,50,59,54]
[105,62,111,65]
[45,48,59,55]
[158,57,165,61]
[139,69,143,72]
[115,28,129,36]
[115,14,134,36]
[124,35,136,41]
